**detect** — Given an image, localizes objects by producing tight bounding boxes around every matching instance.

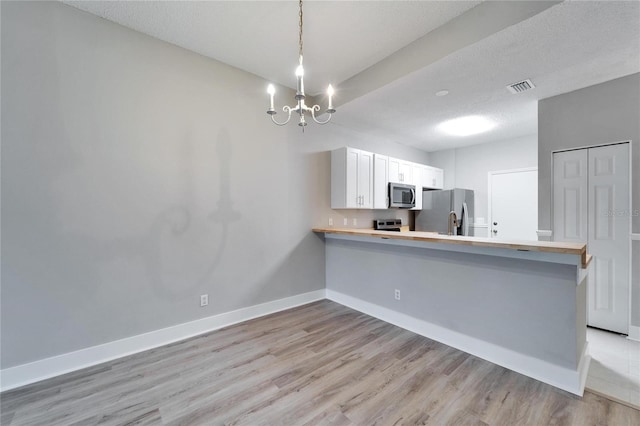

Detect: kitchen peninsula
[314,227,591,396]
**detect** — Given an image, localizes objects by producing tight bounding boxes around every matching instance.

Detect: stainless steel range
[373,219,402,231]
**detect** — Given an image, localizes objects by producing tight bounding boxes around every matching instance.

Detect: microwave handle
[411,188,416,205]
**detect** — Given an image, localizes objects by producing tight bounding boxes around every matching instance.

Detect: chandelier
[266,0,336,128]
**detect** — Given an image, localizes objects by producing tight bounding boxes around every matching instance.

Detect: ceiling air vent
[506,79,535,94]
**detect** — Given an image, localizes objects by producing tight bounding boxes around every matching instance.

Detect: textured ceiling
[335,0,640,151]
[61,1,640,152]
[63,0,481,95]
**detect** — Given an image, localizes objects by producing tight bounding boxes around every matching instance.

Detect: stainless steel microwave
[389,182,416,208]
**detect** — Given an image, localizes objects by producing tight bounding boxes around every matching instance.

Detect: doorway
[553,143,630,334]
[488,168,538,240]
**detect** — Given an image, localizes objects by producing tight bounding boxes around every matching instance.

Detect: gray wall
[538,72,640,327]
[429,135,538,230]
[0,1,430,369]
[326,237,582,369]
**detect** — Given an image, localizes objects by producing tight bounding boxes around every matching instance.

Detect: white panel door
[553,149,588,243]
[489,168,538,240]
[587,144,629,333]
[553,144,630,333]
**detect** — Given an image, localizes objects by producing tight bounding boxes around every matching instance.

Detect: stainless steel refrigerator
[415,189,474,236]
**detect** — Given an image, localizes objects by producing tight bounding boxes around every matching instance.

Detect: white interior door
[489,168,538,240]
[553,144,629,334]
[553,149,588,243]
[587,144,629,334]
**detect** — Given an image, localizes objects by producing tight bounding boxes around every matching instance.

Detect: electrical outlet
[200,294,209,307]
[343,218,348,226]
[328,217,333,226]
[394,289,401,300]
[352,218,357,226]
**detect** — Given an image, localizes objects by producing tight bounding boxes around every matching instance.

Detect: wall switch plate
[200,294,209,307]
[394,289,401,300]
[328,217,333,226]
[352,218,357,226]
[343,218,348,226]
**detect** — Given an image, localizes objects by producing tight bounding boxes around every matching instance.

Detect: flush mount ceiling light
[266,0,335,130]
[437,115,496,137]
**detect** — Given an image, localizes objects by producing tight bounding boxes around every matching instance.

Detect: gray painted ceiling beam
[335,1,562,109]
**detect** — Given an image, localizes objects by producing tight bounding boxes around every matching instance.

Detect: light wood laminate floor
[2,300,639,425]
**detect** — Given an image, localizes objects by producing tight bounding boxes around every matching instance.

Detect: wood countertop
[312,227,590,268]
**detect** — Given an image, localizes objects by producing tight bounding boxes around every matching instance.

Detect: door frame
[551,140,632,335]
[487,167,538,239]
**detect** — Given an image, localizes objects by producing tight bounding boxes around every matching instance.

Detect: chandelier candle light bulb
[296,58,304,98]
[266,0,335,128]
[267,84,275,111]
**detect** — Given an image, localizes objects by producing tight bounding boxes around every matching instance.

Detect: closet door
[553,149,588,243]
[553,144,630,334]
[587,144,629,334]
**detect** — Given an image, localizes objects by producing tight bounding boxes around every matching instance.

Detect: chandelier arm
[310,104,332,125]
[270,106,293,126]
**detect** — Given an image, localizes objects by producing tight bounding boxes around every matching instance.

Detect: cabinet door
[388,157,401,183]
[411,164,425,210]
[400,161,413,183]
[358,151,374,208]
[424,166,444,189]
[433,168,444,189]
[373,154,389,209]
[345,148,360,208]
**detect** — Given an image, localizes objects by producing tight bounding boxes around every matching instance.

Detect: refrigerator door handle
[462,202,469,236]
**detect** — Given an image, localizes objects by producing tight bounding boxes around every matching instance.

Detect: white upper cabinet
[373,154,389,209]
[332,147,443,210]
[388,157,413,183]
[410,163,427,210]
[331,147,373,209]
[424,166,444,189]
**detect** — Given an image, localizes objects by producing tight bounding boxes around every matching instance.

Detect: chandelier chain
[298,0,303,59]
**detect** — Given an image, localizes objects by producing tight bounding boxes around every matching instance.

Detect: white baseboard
[628,325,640,342]
[0,289,326,392]
[326,289,589,396]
